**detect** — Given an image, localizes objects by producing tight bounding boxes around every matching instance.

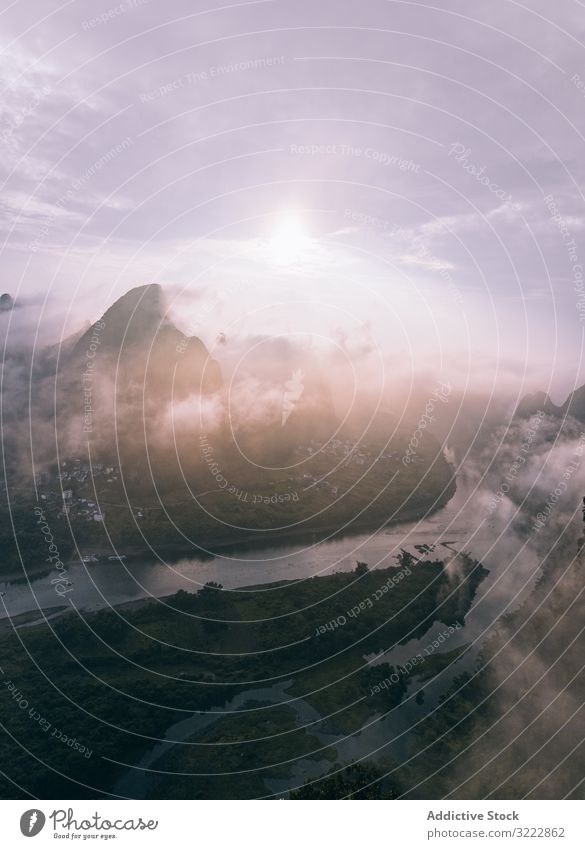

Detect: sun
[268,214,309,264]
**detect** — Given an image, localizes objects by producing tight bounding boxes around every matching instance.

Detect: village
[32,459,123,524]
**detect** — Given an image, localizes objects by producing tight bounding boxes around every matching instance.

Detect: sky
[1,0,585,401]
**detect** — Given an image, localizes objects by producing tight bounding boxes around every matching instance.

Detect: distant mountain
[66,284,221,402]
[0,293,14,311]
[562,385,585,422]
[516,385,585,423]
[515,391,562,420]
[37,283,223,466]
[6,283,458,553]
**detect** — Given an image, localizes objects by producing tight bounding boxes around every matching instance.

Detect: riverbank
[0,604,69,633]
[0,594,173,633]
[0,479,465,627]
[60,483,457,567]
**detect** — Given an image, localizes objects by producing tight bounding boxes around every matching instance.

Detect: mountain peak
[109,283,162,311]
[71,284,167,356]
[67,284,221,413]
[102,283,164,339]
[516,385,585,424]
[515,390,560,419]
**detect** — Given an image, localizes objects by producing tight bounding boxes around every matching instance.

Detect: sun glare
[268,215,309,264]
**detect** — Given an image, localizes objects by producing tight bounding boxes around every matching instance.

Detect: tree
[355,561,369,576]
[290,762,398,799]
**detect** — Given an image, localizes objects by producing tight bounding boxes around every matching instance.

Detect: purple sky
[1,0,585,399]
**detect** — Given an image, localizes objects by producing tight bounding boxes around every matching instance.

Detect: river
[0,473,543,626]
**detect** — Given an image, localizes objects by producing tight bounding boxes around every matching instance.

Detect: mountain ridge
[516,384,585,423]
[64,283,222,403]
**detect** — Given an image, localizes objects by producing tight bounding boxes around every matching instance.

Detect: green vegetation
[0,550,485,799]
[0,498,74,574]
[290,761,400,799]
[153,703,336,799]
